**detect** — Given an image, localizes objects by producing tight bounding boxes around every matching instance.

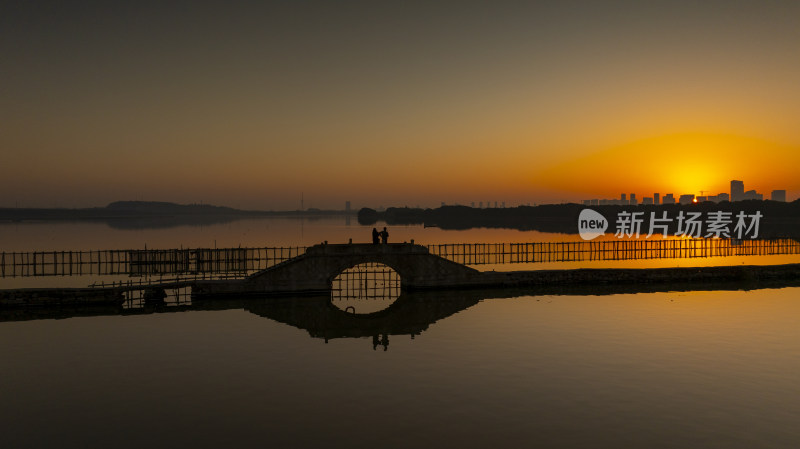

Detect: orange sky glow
[2,2,800,209]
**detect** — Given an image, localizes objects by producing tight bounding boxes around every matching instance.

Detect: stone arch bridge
[193,243,489,296]
[191,242,800,298]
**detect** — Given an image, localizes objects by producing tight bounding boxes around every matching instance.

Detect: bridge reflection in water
[5,278,800,351]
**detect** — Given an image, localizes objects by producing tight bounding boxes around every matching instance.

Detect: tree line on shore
[358,200,800,240]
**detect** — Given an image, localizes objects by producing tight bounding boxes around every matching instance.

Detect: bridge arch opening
[331,262,400,314]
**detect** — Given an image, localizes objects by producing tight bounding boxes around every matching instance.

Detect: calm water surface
[2,217,799,289]
[0,216,556,250]
[2,218,800,448]
[2,287,799,448]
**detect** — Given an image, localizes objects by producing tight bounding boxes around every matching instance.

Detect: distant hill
[0,201,355,225]
[104,201,239,214]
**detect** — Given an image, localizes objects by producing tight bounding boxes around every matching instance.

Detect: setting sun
[531,133,799,201]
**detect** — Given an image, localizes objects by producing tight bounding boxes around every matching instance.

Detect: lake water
[2,218,800,448]
[2,217,799,289]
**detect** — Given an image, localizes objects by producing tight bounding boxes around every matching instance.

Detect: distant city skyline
[582,179,789,207]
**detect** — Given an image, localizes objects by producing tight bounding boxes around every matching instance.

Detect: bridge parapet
[304,242,431,257]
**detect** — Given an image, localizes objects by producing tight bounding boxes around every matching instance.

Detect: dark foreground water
[2,286,799,448]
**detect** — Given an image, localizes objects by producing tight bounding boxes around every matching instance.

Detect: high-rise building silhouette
[731,180,744,202]
[744,190,763,200]
[583,182,778,206]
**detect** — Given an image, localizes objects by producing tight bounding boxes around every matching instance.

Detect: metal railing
[426,238,800,265]
[0,246,306,278]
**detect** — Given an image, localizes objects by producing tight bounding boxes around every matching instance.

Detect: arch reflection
[246,291,481,351]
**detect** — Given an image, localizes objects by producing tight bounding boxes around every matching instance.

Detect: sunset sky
[3,1,800,210]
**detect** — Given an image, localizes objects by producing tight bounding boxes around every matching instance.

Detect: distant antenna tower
[301,192,304,211]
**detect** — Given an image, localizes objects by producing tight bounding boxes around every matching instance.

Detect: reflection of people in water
[372,228,380,244]
[380,227,389,244]
[373,334,390,351]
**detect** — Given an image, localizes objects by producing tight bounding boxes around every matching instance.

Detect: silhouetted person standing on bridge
[372,228,380,244]
[380,227,389,244]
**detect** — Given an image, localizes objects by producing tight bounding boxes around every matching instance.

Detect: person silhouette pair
[371,227,389,244]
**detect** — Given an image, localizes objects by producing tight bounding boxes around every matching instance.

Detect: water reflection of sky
[1,216,795,248]
[0,216,579,250]
[2,287,799,448]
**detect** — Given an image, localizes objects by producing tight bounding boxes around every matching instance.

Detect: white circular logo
[578,209,608,240]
